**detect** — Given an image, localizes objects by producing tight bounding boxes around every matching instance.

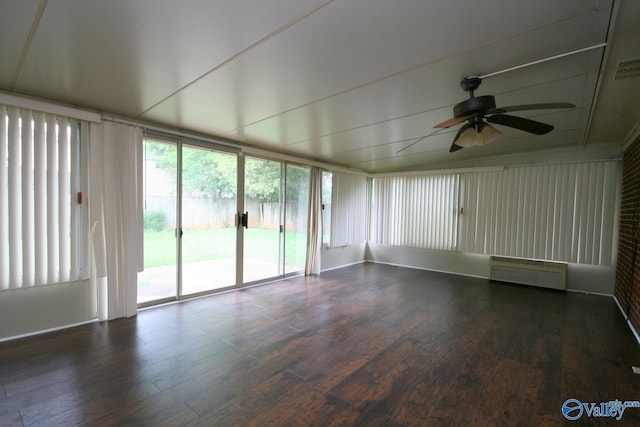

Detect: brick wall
[615,134,640,334]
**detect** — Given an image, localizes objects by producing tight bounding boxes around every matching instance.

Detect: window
[371,174,459,250]
[330,172,369,247]
[321,171,332,245]
[0,105,87,289]
[369,161,620,266]
[459,162,620,265]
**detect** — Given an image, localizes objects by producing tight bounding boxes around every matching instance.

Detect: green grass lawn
[144,227,307,268]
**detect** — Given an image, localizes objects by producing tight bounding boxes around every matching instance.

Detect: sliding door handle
[235,212,249,228]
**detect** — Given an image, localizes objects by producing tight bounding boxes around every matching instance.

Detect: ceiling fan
[435,76,575,152]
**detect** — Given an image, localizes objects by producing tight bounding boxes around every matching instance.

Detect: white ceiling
[2,0,638,173]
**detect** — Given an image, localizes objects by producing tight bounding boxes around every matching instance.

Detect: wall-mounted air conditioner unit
[489,256,567,290]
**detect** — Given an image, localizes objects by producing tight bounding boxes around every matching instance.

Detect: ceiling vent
[613,57,640,80]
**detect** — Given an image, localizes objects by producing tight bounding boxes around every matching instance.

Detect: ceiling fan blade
[487,114,553,135]
[449,141,464,152]
[487,102,575,115]
[449,124,470,152]
[434,115,471,128]
[395,127,447,154]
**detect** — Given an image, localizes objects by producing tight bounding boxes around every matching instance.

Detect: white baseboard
[565,288,613,297]
[0,319,98,344]
[614,295,640,346]
[367,260,487,280]
[321,260,366,273]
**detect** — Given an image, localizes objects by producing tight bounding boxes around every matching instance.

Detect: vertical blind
[371,174,459,250]
[459,162,620,265]
[0,105,86,290]
[330,172,369,247]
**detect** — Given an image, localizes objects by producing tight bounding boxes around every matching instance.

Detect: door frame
[138,137,310,308]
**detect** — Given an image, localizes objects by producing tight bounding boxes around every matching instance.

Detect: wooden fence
[144,195,306,232]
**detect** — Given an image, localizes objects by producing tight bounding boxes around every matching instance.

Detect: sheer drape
[305,167,322,275]
[89,121,143,320]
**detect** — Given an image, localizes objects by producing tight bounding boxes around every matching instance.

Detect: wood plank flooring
[1,262,640,426]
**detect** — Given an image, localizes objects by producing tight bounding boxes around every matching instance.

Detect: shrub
[144,210,165,231]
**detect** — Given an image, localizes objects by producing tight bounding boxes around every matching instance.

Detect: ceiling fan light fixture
[454,127,479,148]
[455,123,501,148]
[478,123,501,146]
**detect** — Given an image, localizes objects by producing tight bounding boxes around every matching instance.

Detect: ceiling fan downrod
[453,77,496,118]
[460,76,482,97]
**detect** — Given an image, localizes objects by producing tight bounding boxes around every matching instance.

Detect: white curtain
[330,172,369,247]
[371,174,459,250]
[89,121,143,320]
[459,161,621,265]
[305,167,322,275]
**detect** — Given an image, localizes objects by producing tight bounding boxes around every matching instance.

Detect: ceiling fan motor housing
[453,95,496,117]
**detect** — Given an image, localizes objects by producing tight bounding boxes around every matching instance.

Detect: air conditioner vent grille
[489,256,567,290]
[613,57,640,80]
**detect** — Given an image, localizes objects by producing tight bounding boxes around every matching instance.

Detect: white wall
[0,280,96,341]
[366,243,489,277]
[0,242,364,341]
[366,243,616,294]
[321,243,367,271]
[566,263,616,294]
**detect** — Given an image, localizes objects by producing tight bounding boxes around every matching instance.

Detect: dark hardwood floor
[1,262,640,426]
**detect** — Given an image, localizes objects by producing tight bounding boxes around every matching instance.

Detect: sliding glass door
[243,157,282,282]
[181,145,237,295]
[138,138,178,303]
[284,165,310,274]
[243,157,309,283]
[139,142,309,305]
[138,138,238,303]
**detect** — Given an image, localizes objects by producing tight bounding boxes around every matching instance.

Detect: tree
[244,159,310,204]
[244,158,281,203]
[146,140,310,203]
[147,141,236,199]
